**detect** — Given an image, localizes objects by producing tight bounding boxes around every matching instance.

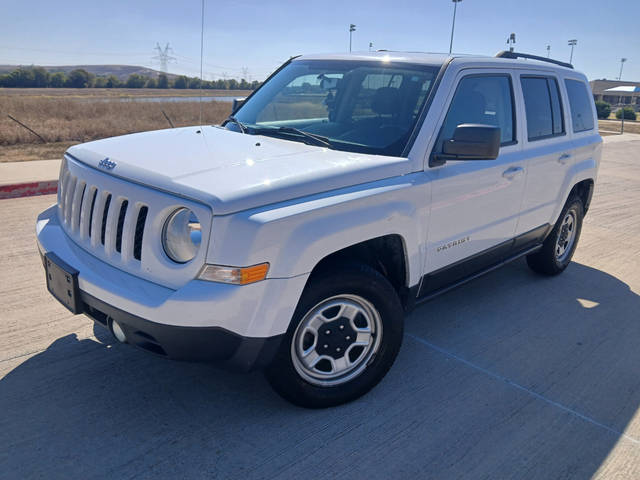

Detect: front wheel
[265,263,404,408]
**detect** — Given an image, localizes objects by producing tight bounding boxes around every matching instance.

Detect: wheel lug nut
[346,336,350,340]
[339,325,344,330]
[325,330,330,334]
[336,347,341,352]
[324,344,328,349]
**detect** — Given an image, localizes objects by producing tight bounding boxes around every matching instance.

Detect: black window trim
[564,78,596,134]
[520,74,567,142]
[429,71,518,167]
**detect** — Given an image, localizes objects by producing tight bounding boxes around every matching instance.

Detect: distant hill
[0,64,177,81]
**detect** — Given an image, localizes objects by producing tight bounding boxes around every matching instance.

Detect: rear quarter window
[564,79,595,132]
[521,76,564,141]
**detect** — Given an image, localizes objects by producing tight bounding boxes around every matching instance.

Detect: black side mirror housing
[431,124,501,167]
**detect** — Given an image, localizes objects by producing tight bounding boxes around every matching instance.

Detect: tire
[526,195,584,276]
[265,263,404,408]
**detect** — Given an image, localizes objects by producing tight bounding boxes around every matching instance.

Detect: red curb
[0,181,58,200]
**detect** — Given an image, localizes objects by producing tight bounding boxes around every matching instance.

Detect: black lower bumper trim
[80,292,283,372]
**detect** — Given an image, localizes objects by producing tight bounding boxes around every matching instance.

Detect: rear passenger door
[515,71,574,235]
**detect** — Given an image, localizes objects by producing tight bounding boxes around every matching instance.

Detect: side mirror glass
[431,124,501,166]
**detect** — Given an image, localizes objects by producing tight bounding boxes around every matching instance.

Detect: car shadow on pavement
[1,260,639,479]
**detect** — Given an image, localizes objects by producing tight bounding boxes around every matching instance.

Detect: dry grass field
[0,88,251,98]
[0,94,235,162]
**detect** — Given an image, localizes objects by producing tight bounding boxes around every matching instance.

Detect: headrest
[372,87,401,115]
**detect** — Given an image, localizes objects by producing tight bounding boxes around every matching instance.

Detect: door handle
[502,166,524,180]
[558,153,572,164]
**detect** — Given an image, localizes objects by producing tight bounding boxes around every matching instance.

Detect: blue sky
[1,0,638,81]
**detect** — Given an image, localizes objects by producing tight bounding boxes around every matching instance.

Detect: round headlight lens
[162,208,202,263]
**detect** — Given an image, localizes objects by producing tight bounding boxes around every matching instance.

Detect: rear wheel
[265,263,403,408]
[527,196,584,275]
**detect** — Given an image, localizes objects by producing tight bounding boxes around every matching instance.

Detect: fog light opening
[109,317,127,343]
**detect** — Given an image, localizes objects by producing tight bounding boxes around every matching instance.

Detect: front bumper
[36,204,309,371]
[81,291,282,371]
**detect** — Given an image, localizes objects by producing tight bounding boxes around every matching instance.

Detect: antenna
[199,0,205,125]
[153,43,176,73]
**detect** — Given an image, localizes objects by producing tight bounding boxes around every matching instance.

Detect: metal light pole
[546,45,551,58]
[568,39,577,63]
[618,58,627,81]
[449,0,462,54]
[506,33,516,52]
[349,24,356,52]
[369,42,374,52]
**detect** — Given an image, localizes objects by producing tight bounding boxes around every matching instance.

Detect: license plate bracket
[45,252,81,314]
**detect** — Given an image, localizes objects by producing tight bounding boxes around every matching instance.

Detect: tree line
[0,66,261,90]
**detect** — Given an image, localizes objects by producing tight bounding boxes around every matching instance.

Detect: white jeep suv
[36,51,601,407]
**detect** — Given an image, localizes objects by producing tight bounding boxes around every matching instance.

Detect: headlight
[162,208,201,263]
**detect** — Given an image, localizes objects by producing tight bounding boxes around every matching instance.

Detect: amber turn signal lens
[198,263,269,285]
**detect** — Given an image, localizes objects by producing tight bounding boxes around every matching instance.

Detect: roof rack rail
[495,51,573,69]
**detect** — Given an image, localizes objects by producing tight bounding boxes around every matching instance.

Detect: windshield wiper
[224,116,247,134]
[252,126,332,148]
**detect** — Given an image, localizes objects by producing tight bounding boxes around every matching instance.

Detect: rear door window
[521,76,564,141]
[564,79,595,132]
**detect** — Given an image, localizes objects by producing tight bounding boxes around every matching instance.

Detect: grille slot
[133,206,148,261]
[72,183,86,232]
[115,200,128,253]
[64,176,77,226]
[100,194,112,246]
[87,188,98,238]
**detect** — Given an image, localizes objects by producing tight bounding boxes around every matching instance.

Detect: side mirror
[232,98,246,113]
[431,124,501,166]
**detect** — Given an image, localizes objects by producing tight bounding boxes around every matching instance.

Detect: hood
[67,126,412,215]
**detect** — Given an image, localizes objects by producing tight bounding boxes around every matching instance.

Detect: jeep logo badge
[98,158,116,170]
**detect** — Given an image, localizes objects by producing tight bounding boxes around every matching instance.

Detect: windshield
[228,60,439,157]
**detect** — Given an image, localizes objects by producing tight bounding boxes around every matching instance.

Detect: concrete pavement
[0,137,639,479]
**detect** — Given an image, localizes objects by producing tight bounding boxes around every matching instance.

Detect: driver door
[421,70,526,295]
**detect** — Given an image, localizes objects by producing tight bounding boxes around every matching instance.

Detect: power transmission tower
[153,43,176,73]
[241,67,250,81]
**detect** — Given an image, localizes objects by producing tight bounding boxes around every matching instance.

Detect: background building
[590,79,640,111]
